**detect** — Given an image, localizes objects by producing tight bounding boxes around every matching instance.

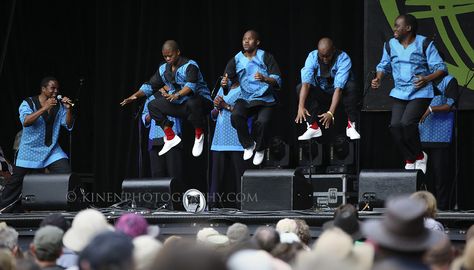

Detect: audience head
[31,226,64,262]
[227,223,250,244]
[78,231,134,270]
[63,209,113,252]
[253,226,280,252]
[411,191,438,218]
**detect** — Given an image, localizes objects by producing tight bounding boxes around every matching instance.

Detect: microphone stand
[69,78,84,169]
[134,100,146,178]
[207,76,223,211]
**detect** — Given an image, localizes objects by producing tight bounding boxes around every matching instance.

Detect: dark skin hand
[213,95,230,110]
[419,104,451,123]
[296,37,340,129]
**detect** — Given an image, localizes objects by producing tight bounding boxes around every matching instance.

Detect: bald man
[295,37,360,141]
[121,40,212,157]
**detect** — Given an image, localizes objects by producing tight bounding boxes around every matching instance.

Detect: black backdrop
[1,0,473,209]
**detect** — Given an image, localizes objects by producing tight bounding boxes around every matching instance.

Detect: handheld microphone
[57,95,75,107]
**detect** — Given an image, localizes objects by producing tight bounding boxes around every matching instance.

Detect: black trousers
[149,146,184,178]
[0,158,71,209]
[231,99,273,151]
[296,81,361,124]
[423,146,453,210]
[149,146,185,210]
[147,94,212,129]
[209,151,248,208]
[390,98,432,161]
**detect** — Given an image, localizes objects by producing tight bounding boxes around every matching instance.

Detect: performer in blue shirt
[295,37,361,141]
[222,30,282,166]
[121,40,212,158]
[209,85,249,208]
[141,84,183,180]
[419,75,458,210]
[0,77,74,212]
[372,14,447,174]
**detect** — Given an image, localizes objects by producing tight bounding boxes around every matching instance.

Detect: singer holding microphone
[0,77,74,213]
[371,14,447,174]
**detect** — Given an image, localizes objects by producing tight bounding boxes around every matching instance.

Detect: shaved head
[244,30,260,41]
[317,37,334,52]
[162,40,180,52]
[317,37,336,64]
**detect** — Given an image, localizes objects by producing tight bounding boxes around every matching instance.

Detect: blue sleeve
[376,42,392,74]
[141,98,151,128]
[19,101,32,125]
[263,53,282,88]
[446,97,455,107]
[426,42,447,73]
[140,83,154,98]
[334,52,352,89]
[301,52,317,85]
[60,105,73,131]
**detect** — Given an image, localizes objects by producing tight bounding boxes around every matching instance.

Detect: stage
[3,208,473,249]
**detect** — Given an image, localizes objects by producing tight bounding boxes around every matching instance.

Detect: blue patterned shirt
[211,87,244,151]
[300,50,353,93]
[224,49,282,103]
[141,57,211,103]
[419,75,455,143]
[376,35,447,100]
[16,99,72,168]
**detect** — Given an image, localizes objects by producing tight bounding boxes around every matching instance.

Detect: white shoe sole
[159,136,182,156]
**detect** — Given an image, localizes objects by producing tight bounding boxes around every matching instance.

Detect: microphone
[57,95,75,107]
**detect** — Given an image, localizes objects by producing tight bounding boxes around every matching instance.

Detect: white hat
[227,250,274,270]
[196,227,219,243]
[63,209,114,252]
[133,235,162,270]
[276,218,297,234]
[308,228,374,270]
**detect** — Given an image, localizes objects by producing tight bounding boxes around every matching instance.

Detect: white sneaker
[405,162,415,170]
[192,134,204,157]
[159,135,182,156]
[346,122,361,140]
[415,151,428,174]
[253,150,265,166]
[298,127,322,140]
[243,142,256,160]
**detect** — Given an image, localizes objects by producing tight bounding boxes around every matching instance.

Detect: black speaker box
[21,173,82,211]
[241,169,313,211]
[298,140,323,167]
[358,170,423,207]
[121,178,175,210]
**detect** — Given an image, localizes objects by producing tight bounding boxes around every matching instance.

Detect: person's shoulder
[234,51,244,59]
[261,49,275,59]
[415,34,429,44]
[338,50,350,59]
[158,61,167,70]
[146,95,155,102]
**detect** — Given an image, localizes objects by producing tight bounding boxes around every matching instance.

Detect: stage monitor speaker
[298,140,323,167]
[241,169,313,211]
[327,135,354,166]
[358,170,423,208]
[264,137,290,168]
[121,178,175,210]
[21,173,82,211]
